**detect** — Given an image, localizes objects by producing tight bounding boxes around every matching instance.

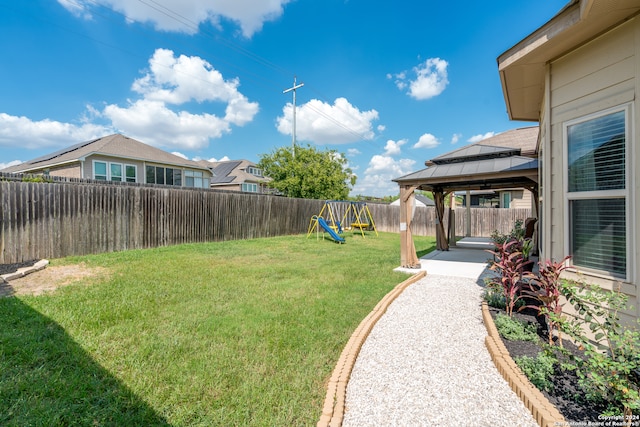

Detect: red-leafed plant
[486,238,533,317]
[520,256,571,346]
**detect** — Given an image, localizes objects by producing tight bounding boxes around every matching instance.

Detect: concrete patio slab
[394,238,496,280]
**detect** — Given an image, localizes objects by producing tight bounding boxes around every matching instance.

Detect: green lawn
[0,232,435,426]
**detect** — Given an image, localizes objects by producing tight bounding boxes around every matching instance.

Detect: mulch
[488,305,610,423]
[0,260,39,276]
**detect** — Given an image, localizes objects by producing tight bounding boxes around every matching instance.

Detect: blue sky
[0,0,567,196]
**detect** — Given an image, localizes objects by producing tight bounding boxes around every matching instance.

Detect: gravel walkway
[342,274,538,427]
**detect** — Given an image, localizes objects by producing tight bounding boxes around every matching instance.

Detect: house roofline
[498,0,640,121]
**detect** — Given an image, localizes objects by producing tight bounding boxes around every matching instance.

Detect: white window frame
[93,160,137,182]
[184,170,205,188]
[562,103,632,280]
[247,166,263,177]
[125,164,137,183]
[93,160,108,180]
[501,192,511,209]
[242,182,258,193]
[110,162,123,182]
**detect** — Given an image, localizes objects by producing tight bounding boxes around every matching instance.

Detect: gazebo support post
[465,190,471,237]
[399,185,421,268]
[433,189,449,251]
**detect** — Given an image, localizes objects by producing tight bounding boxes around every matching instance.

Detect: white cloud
[57,0,92,19]
[212,155,231,162]
[413,133,440,149]
[132,48,258,126]
[58,0,292,37]
[347,148,361,157]
[0,160,24,170]
[383,138,407,156]
[172,151,188,159]
[102,49,258,150]
[277,97,379,144]
[104,99,229,150]
[0,49,258,154]
[351,155,416,197]
[468,131,495,143]
[451,133,462,144]
[0,113,112,149]
[193,155,230,162]
[392,58,449,100]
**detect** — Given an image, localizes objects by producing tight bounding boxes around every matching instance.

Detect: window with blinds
[570,199,626,277]
[566,108,628,278]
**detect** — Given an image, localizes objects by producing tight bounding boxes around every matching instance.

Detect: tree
[258,144,355,199]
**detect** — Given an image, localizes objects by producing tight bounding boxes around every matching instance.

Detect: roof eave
[498,0,640,122]
[498,1,582,121]
[10,159,81,173]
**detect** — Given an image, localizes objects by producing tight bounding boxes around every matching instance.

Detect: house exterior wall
[210,182,269,193]
[83,154,145,182]
[43,163,82,179]
[81,154,212,187]
[498,189,532,209]
[545,16,639,323]
[210,184,241,192]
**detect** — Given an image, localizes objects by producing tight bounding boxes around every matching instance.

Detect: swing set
[307,200,378,242]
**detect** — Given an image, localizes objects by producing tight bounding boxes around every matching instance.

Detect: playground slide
[316,216,345,243]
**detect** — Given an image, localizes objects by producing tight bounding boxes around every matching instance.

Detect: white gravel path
[342,274,538,427]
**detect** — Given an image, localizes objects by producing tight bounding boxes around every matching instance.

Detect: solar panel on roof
[25,138,99,165]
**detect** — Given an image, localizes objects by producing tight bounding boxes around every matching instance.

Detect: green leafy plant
[520,256,571,346]
[490,229,509,246]
[482,277,506,309]
[494,313,539,341]
[520,238,534,260]
[21,174,52,183]
[490,219,526,246]
[558,281,640,419]
[258,144,355,199]
[486,239,532,316]
[515,352,556,392]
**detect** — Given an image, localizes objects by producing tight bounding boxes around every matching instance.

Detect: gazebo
[393,127,539,268]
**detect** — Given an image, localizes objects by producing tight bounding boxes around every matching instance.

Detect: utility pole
[283,76,304,157]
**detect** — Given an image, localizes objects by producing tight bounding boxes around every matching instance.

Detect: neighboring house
[198,159,271,193]
[498,0,640,323]
[1,134,212,188]
[390,194,435,207]
[456,189,532,209]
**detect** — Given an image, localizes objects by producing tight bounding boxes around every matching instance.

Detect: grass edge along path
[0,233,435,426]
[318,270,426,427]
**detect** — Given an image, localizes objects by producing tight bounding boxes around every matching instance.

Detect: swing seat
[351,222,369,229]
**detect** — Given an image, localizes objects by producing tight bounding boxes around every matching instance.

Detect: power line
[127,0,379,145]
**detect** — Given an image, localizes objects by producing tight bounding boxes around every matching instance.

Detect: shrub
[520,256,571,346]
[482,277,506,309]
[494,313,538,342]
[515,353,556,392]
[559,281,640,418]
[490,219,525,246]
[486,239,532,316]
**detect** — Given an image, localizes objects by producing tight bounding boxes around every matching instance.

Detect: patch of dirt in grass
[0,263,109,297]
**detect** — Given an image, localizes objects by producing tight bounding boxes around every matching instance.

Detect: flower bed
[485,227,640,424]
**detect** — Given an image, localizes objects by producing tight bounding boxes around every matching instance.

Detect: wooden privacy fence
[368,204,532,238]
[0,177,531,264]
[0,180,323,264]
